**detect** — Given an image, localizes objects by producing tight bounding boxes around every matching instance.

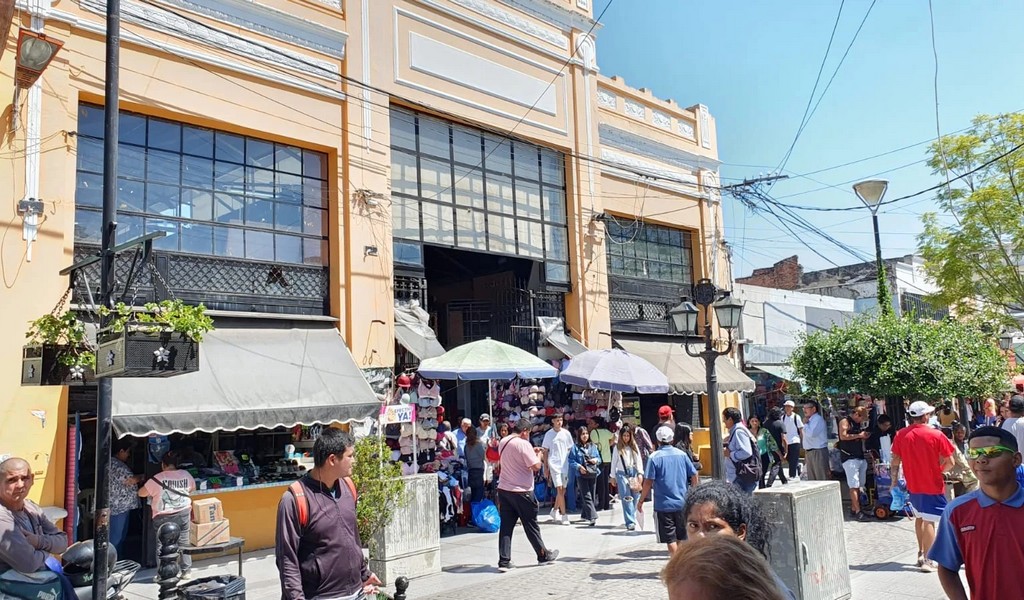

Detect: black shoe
[497,562,516,573]
[589,520,597,527]
[538,550,559,565]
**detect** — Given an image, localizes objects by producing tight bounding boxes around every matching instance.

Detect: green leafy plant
[100,300,214,341]
[350,435,408,555]
[25,312,96,369]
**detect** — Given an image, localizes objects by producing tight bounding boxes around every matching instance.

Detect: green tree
[918,112,1024,321]
[350,435,408,554]
[790,314,1008,402]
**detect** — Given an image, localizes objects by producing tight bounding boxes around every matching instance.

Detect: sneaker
[920,559,937,573]
[588,519,597,527]
[497,563,516,573]
[561,515,570,526]
[538,550,559,565]
[916,553,925,568]
[626,524,635,531]
[549,508,559,522]
[856,511,867,522]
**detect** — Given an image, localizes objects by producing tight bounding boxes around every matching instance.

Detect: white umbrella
[560,348,669,394]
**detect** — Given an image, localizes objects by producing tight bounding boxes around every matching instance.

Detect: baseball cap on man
[479,413,492,423]
[907,401,936,418]
[655,426,675,443]
[658,405,673,419]
[783,400,795,407]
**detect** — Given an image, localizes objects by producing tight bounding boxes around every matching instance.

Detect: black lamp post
[853,179,891,315]
[669,279,744,480]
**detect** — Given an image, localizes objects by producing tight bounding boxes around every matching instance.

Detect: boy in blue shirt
[638,426,699,554]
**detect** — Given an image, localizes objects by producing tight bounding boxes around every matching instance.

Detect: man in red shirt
[890,401,954,573]
[929,426,1024,600]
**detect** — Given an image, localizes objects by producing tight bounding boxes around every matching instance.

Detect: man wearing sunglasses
[928,426,1024,600]
[890,401,955,573]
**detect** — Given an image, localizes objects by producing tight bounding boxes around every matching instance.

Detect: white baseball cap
[783,400,795,407]
[656,426,675,443]
[908,401,935,418]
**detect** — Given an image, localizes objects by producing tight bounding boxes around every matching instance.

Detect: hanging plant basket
[95,326,199,378]
[21,345,95,386]
[22,310,96,387]
[93,300,212,378]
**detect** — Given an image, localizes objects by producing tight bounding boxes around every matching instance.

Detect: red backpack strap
[344,477,358,503]
[289,480,309,529]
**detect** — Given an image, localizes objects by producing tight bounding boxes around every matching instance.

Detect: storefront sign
[379,403,416,424]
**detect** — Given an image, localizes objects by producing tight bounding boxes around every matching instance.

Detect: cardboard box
[190,518,230,547]
[191,498,224,524]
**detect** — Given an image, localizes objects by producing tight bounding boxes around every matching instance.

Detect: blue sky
[596,0,1024,277]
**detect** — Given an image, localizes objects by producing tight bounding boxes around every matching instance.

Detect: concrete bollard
[157,521,182,600]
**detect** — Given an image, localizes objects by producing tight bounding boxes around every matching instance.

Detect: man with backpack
[276,429,381,600]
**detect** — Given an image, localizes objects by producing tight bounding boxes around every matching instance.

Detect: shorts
[842,458,868,489]
[656,510,686,545]
[908,493,947,522]
[550,470,568,488]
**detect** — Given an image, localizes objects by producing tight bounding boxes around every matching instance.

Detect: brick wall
[736,255,802,290]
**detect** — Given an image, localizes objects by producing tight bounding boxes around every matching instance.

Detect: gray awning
[112,328,380,437]
[394,303,445,360]
[537,316,588,358]
[616,338,755,395]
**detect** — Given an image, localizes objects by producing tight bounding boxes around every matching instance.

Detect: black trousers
[767,451,788,487]
[758,453,771,489]
[497,489,549,566]
[469,468,485,504]
[577,475,598,522]
[787,442,802,478]
[597,463,612,511]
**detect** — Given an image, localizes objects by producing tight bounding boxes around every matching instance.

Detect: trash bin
[178,575,246,600]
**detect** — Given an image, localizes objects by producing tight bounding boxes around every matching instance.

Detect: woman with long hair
[661,535,785,600]
[568,426,602,526]
[683,480,796,600]
[975,398,999,428]
[747,416,771,489]
[673,422,702,472]
[465,425,486,503]
[610,424,644,531]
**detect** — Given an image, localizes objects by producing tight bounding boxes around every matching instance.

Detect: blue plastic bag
[472,500,501,533]
[890,481,910,513]
[535,480,549,501]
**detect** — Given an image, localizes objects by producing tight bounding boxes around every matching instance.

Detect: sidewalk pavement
[124,507,960,600]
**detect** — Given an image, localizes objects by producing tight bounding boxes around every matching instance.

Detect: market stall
[109,326,380,553]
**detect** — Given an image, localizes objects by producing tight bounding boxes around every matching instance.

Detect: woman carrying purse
[568,426,602,526]
[610,424,645,531]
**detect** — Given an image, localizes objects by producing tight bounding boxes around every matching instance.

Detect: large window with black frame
[605,219,694,333]
[73,104,331,315]
[389,107,570,285]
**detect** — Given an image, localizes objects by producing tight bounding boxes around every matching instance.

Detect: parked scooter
[61,541,140,600]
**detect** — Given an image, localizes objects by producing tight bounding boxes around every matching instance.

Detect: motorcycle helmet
[62,540,117,587]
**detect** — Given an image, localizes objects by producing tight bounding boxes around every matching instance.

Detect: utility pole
[93,0,120,598]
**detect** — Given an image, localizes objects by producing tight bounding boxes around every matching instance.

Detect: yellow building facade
[1,0,741,550]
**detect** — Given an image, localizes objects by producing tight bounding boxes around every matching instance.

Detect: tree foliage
[918,112,1024,321]
[790,314,1008,401]
[350,435,408,555]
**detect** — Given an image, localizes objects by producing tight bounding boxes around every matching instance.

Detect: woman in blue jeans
[609,424,644,531]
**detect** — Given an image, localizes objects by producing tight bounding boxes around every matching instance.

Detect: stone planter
[368,474,440,585]
[95,328,199,378]
[21,345,94,386]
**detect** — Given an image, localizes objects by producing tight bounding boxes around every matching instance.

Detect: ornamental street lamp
[853,179,890,315]
[998,331,1015,352]
[669,279,744,480]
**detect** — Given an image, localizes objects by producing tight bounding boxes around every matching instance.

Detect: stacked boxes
[190,498,230,546]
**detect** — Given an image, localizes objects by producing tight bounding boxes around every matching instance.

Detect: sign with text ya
[379,403,416,425]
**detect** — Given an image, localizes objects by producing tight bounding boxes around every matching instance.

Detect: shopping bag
[472,500,501,533]
[890,482,910,513]
[636,508,646,531]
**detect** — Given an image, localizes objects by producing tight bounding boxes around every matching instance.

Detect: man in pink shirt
[496,419,559,572]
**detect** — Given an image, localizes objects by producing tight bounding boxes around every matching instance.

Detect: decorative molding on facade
[599,124,721,171]
[574,32,597,72]
[497,0,599,34]
[597,89,617,109]
[678,120,695,140]
[48,7,346,101]
[314,0,342,8]
[576,0,590,8]
[702,169,721,204]
[697,104,711,149]
[601,148,699,187]
[624,99,646,120]
[361,0,372,142]
[448,0,567,49]
[79,0,341,81]
[394,7,568,136]
[652,110,671,130]
[148,0,348,59]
